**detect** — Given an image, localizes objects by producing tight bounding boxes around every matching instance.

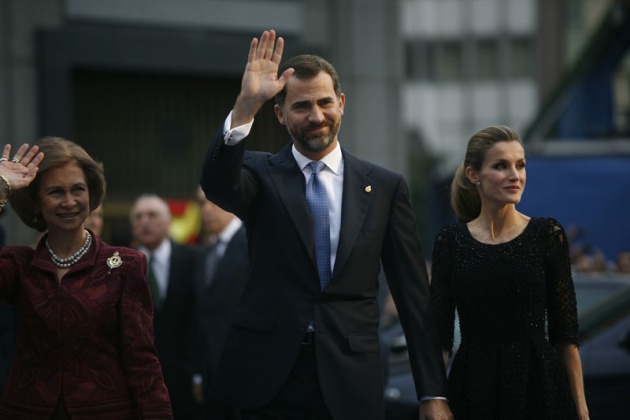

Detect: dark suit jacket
[151,241,199,417]
[194,226,249,385]
[201,133,447,420]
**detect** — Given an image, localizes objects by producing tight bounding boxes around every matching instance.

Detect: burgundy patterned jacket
[0,233,172,419]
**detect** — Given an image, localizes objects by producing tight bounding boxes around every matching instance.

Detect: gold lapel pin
[107,251,122,274]
[365,185,372,193]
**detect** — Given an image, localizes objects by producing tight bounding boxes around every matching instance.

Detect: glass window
[438,42,463,82]
[510,38,534,78]
[405,40,435,81]
[475,39,499,80]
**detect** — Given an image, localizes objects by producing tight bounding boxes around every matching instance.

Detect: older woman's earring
[476,181,481,186]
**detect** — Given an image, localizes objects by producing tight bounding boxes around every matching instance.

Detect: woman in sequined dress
[429,126,589,419]
[0,138,172,419]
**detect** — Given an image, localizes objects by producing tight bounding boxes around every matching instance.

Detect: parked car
[579,283,630,419]
[383,274,630,419]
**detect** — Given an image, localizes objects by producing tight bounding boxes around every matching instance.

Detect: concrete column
[1,0,63,245]
[305,0,406,175]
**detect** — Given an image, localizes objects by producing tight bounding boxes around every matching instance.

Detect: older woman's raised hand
[0,143,45,191]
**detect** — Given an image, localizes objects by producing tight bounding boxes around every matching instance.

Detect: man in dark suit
[130,194,200,419]
[200,30,452,420]
[194,187,248,420]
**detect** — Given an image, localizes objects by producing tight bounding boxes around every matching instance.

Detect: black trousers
[240,339,334,420]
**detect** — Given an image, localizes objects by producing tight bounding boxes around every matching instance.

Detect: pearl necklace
[45,230,93,268]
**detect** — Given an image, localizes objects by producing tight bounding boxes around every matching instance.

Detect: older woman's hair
[10,137,106,232]
[451,125,523,223]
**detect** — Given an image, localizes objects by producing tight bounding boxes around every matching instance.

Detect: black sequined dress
[430,218,578,419]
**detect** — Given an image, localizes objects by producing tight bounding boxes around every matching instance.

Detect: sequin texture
[430,217,579,419]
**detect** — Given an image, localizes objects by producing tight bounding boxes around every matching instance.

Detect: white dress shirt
[139,239,171,300]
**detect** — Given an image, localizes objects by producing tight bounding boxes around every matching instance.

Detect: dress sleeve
[118,252,173,419]
[430,226,457,355]
[544,218,579,346]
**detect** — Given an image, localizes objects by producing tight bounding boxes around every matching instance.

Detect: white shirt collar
[292,141,342,175]
[139,238,171,263]
[208,217,243,246]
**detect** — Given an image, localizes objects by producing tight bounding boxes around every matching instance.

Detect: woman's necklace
[45,229,93,268]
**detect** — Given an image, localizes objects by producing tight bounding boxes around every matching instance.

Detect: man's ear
[339,93,346,115]
[274,104,286,126]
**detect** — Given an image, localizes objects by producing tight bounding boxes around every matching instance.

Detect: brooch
[107,251,122,274]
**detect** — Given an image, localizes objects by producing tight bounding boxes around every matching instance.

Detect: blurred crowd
[567,224,630,275]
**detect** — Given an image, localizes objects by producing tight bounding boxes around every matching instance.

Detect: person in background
[194,186,248,420]
[200,30,451,420]
[0,211,15,396]
[0,138,172,419]
[130,194,199,420]
[616,250,630,274]
[84,203,104,236]
[430,125,589,419]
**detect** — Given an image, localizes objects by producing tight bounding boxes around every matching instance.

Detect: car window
[574,282,627,315]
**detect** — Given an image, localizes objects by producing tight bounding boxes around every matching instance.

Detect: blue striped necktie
[306,161,331,290]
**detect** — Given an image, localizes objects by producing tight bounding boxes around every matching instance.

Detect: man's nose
[308,107,325,123]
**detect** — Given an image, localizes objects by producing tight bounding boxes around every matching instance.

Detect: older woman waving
[0,138,172,420]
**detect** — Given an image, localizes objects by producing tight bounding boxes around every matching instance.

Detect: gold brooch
[107,251,122,274]
[365,185,372,193]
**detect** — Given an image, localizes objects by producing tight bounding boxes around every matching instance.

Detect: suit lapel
[266,145,374,281]
[267,143,317,265]
[334,151,373,278]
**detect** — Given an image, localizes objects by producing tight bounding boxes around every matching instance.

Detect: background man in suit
[194,187,248,420]
[200,30,452,420]
[130,194,200,419]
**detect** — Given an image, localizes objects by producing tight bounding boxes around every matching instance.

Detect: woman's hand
[0,143,44,191]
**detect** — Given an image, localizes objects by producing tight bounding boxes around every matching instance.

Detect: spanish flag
[166,199,201,245]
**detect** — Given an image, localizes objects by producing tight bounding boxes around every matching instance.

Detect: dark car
[579,283,630,419]
[383,274,630,419]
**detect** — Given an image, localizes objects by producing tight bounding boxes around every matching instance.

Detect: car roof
[579,283,630,342]
[573,274,629,315]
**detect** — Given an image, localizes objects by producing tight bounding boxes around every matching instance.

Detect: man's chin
[302,136,333,153]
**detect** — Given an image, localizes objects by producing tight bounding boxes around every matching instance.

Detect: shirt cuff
[192,374,203,385]
[223,110,254,145]
[420,396,448,401]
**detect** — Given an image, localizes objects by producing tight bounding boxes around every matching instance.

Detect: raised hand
[0,143,45,191]
[232,30,295,127]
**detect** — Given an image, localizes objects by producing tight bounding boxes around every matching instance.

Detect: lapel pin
[365,185,372,193]
[107,251,122,274]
